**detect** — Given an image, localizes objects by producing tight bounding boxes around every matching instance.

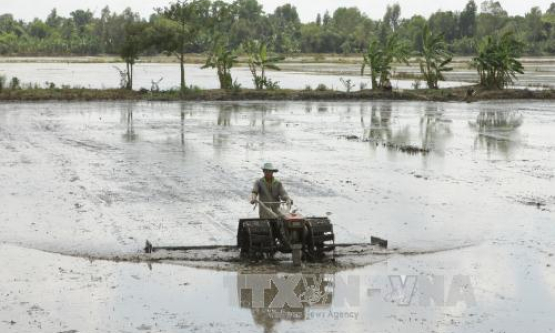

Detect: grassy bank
[1,86,555,103]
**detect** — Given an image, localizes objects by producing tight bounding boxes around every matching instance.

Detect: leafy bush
[264,79,280,91]
[471,32,524,89]
[315,83,328,91]
[231,79,242,93]
[9,77,21,90]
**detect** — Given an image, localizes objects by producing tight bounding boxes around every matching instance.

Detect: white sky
[1,0,554,23]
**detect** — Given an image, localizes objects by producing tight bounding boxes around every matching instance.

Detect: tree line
[0,0,538,91]
[1,0,554,55]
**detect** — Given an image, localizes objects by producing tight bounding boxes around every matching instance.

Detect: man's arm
[277,181,292,204]
[250,180,259,204]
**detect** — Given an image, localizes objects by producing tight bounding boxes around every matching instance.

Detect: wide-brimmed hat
[262,162,278,172]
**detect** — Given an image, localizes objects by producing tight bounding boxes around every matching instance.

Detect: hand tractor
[144,201,388,266]
[237,200,336,265]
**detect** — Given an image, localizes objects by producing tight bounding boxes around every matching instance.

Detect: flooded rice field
[1,100,554,332]
[281,58,555,90]
[0,62,467,91]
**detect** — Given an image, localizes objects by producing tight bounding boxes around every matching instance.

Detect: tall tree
[201,1,238,89]
[459,0,477,37]
[428,11,458,42]
[525,7,545,44]
[270,4,301,53]
[46,9,62,29]
[477,1,509,37]
[154,0,210,92]
[383,3,401,32]
[70,9,93,35]
[120,21,148,90]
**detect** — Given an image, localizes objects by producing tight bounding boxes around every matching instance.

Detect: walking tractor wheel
[238,219,275,260]
[305,217,335,261]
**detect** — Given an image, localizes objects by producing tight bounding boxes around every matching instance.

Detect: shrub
[315,83,328,91]
[231,79,242,93]
[9,77,20,90]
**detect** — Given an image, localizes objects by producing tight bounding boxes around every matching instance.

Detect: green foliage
[242,40,284,90]
[270,4,302,53]
[361,34,410,90]
[120,21,148,90]
[201,43,238,90]
[154,0,211,92]
[459,1,477,38]
[2,0,555,58]
[9,77,21,90]
[418,23,453,89]
[231,79,242,93]
[383,4,401,31]
[0,75,6,92]
[471,32,525,89]
[315,83,328,91]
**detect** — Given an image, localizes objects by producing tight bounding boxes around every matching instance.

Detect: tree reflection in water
[121,102,138,142]
[419,104,453,154]
[361,103,410,146]
[469,110,523,156]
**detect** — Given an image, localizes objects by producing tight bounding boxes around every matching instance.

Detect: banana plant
[361,34,409,90]
[202,43,238,90]
[243,40,285,90]
[419,24,453,89]
[361,40,383,90]
[471,32,524,89]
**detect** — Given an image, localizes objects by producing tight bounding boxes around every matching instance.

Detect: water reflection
[361,103,411,146]
[121,103,138,142]
[419,104,452,153]
[180,103,186,149]
[217,105,235,127]
[469,110,523,156]
[237,272,334,333]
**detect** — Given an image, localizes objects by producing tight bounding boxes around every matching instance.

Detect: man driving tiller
[250,162,293,219]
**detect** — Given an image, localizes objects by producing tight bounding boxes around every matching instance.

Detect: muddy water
[1,101,554,332]
[282,59,555,90]
[0,62,466,91]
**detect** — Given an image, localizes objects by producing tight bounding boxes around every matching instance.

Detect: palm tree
[419,24,453,89]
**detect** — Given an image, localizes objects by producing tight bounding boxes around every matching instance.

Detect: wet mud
[1,100,554,332]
